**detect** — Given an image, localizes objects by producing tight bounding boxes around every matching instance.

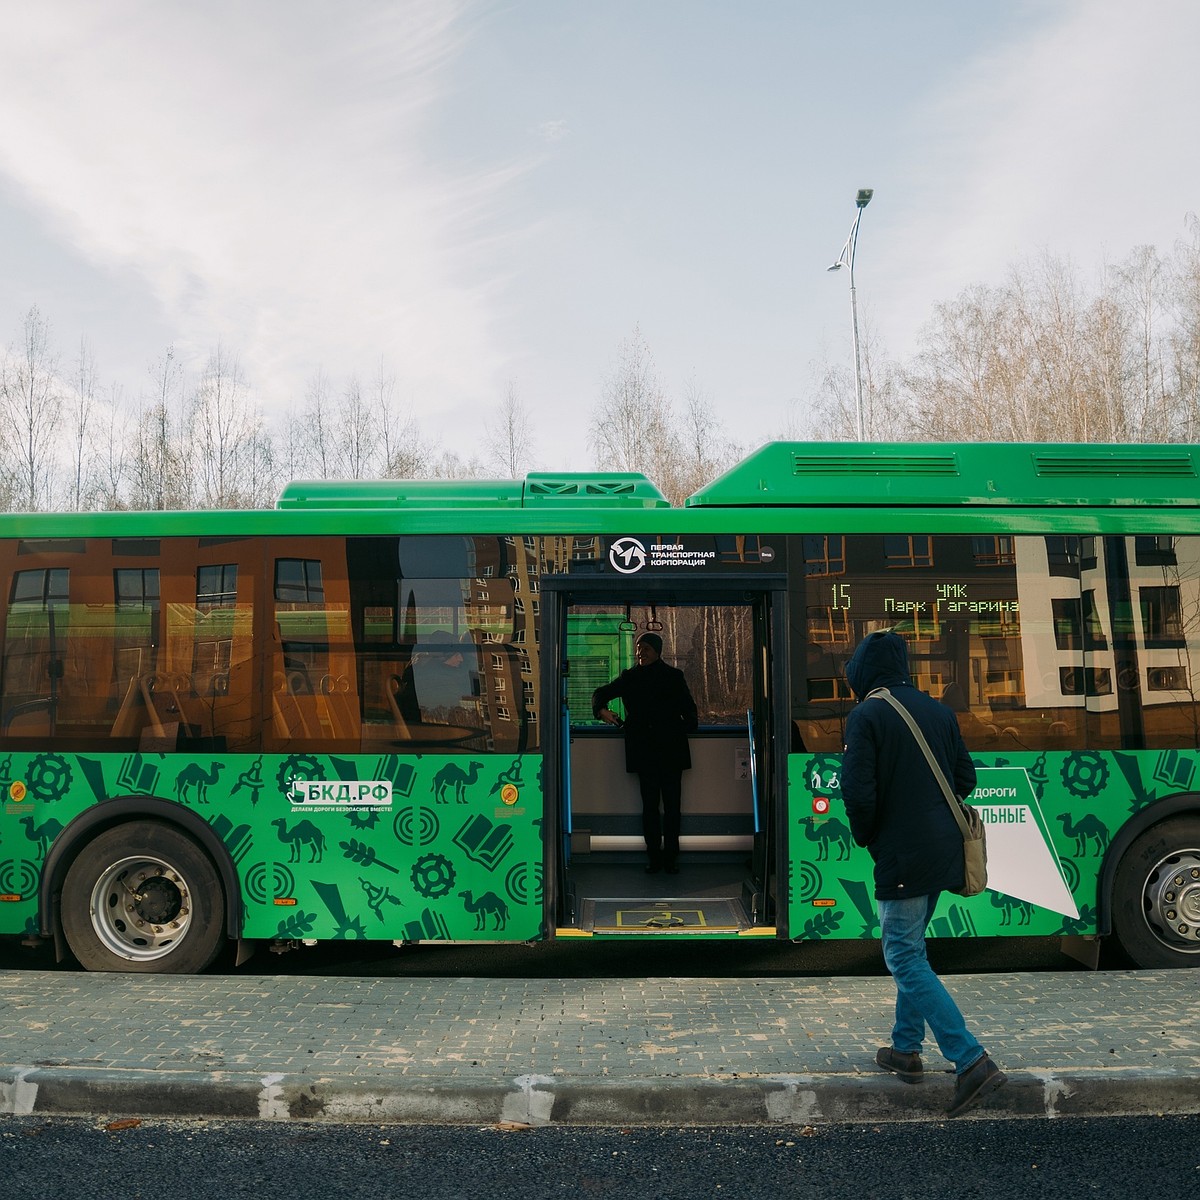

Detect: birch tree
[484,382,535,478]
[190,345,275,508]
[0,306,62,511]
[65,336,99,510]
[129,347,191,510]
[587,325,673,477]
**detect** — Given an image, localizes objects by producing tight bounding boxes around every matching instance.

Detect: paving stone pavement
[1,969,1197,1126]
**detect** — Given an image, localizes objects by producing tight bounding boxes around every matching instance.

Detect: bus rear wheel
[1111,816,1200,968]
[62,821,226,974]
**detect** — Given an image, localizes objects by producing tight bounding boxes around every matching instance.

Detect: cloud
[535,120,570,143]
[0,1,518,411]
[877,0,1200,350]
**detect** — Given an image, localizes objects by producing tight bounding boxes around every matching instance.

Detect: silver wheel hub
[88,854,193,962]
[1142,846,1200,954]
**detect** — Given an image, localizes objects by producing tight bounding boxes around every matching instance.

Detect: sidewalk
[1,969,1197,1126]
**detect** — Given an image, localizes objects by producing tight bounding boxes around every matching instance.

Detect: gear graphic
[276,754,323,798]
[410,852,456,899]
[1060,751,1109,799]
[26,753,72,802]
[345,807,381,830]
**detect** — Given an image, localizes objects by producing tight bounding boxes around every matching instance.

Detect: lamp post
[827,188,874,441]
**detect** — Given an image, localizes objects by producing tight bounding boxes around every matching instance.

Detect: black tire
[61,820,226,974]
[1110,815,1200,968]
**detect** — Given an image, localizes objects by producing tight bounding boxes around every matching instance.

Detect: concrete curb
[4,1064,1198,1126]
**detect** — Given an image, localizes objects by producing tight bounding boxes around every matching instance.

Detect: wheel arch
[1096,791,1200,936]
[39,796,244,943]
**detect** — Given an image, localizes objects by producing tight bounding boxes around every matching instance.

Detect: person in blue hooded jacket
[841,629,1007,1117]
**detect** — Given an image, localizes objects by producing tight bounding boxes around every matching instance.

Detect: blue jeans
[878,893,984,1075]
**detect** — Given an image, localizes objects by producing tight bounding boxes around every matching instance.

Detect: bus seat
[3,698,54,737]
[111,674,166,739]
[272,678,316,741]
[318,674,361,740]
[157,674,210,738]
[385,674,412,740]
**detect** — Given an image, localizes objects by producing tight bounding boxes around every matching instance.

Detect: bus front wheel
[1111,816,1200,968]
[61,821,226,974]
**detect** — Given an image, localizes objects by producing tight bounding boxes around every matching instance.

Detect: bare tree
[129,347,191,510]
[807,315,909,442]
[429,448,485,478]
[658,380,740,504]
[190,345,275,508]
[333,374,378,480]
[298,367,336,479]
[0,306,63,511]
[484,382,536,478]
[65,335,99,510]
[1169,214,1200,439]
[588,325,673,476]
[93,381,130,510]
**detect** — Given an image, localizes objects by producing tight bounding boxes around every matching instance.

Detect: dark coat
[840,631,977,900]
[592,658,698,775]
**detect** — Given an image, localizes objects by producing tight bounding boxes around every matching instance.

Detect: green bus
[2,441,1198,972]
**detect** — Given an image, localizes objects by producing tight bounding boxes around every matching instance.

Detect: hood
[844,630,913,700]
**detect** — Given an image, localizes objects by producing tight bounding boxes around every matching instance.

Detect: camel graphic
[175,762,224,805]
[271,818,326,863]
[1057,811,1110,856]
[803,815,852,861]
[20,815,64,856]
[460,889,509,931]
[431,761,484,804]
[990,890,1036,926]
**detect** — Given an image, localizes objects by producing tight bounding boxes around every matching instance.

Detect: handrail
[746,708,760,835]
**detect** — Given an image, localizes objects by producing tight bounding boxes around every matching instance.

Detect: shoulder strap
[866,686,970,837]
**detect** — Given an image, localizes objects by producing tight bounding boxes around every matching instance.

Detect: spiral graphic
[0,859,39,900]
[504,860,544,906]
[792,860,824,903]
[394,805,440,847]
[1058,856,1081,894]
[244,861,296,905]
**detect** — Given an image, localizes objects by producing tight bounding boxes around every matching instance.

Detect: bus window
[1133,535,1200,749]
[346,535,533,753]
[790,533,1095,753]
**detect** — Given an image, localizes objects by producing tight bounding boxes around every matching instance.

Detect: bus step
[579,896,749,934]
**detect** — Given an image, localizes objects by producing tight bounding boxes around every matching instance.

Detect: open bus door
[541,576,788,939]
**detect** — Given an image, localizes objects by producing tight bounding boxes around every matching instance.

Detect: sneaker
[947,1053,1007,1117]
[875,1046,923,1084]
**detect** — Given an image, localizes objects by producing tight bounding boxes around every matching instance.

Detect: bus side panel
[785,749,1149,942]
[0,751,544,945]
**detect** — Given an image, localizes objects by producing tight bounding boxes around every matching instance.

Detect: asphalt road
[3,1115,1197,1200]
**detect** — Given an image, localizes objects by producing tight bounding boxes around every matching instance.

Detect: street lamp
[827,188,874,441]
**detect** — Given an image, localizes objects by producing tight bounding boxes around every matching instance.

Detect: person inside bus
[840,629,1008,1118]
[592,632,699,875]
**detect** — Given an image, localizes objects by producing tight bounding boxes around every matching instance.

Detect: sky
[0,0,1198,473]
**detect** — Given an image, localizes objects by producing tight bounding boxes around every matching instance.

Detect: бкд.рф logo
[609,536,647,574]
